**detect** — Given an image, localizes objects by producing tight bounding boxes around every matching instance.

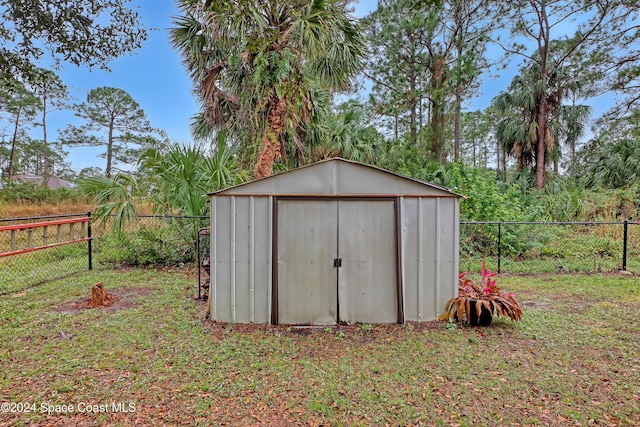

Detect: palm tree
[140,141,246,218]
[494,55,590,185]
[583,112,640,189]
[493,74,538,173]
[585,138,640,189]
[556,103,591,177]
[308,101,384,164]
[171,0,364,179]
[144,140,248,244]
[81,140,246,234]
[78,173,140,232]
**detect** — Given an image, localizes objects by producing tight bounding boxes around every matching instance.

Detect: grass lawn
[1,269,639,426]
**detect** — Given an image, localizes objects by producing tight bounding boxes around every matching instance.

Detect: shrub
[440,260,522,326]
[96,223,195,267]
[0,180,87,204]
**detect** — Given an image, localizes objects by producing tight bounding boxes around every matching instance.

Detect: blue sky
[53,0,205,173]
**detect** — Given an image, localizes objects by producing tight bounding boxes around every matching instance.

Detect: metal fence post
[87,211,93,270]
[197,228,201,300]
[498,222,502,273]
[623,219,628,271]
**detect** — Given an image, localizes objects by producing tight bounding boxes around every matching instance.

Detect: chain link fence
[90,214,208,268]
[2,214,638,295]
[460,221,640,274]
[0,213,208,295]
[0,213,92,295]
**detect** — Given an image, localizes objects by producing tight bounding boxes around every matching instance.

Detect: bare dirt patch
[55,287,156,314]
[199,320,446,345]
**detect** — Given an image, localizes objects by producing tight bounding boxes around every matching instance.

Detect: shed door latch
[333,258,342,268]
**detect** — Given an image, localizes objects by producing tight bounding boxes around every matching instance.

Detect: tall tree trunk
[419,98,423,150]
[498,137,506,181]
[8,106,21,180]
[42,92,49,188]
[570,137,577,177]
[472,131,477,167]
[107,118,115,178]
[454,85,462,162]
[429,55,448,161]
[431,103,445,161]
[453,14,465,163]
[254,94,287,179]
[535,94,547,189]
[394,114,398,144]
[409,65,418,146]
[496,138,500,176]
[534,0,550,190]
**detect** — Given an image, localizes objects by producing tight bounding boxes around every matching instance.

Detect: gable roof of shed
[209,158,459,197]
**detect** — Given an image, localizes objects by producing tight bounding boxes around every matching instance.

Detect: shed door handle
[333,258,342,267]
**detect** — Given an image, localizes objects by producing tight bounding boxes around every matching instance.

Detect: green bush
[96,224,195,267]
[431,163,543,256]
[537,234,618,259]
[537,179,639,221]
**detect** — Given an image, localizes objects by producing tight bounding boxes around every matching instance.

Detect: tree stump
[90,281,113,307]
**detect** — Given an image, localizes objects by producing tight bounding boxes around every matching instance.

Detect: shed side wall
[401,197,459,321]
[212,196,231,321]
[436,198,459,316]
[400,197,418,320]
[211,195,271,323]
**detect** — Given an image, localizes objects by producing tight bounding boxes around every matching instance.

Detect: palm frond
[172,0,364,176]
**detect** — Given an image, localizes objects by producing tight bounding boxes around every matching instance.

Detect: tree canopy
[2,0,640,202]
[0,0,147,80]
[60,87,162,177]
[171,0,364,178]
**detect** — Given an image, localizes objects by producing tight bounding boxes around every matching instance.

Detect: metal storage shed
[208,158,460,325]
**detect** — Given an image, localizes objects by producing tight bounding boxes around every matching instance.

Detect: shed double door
[276,199,399,325]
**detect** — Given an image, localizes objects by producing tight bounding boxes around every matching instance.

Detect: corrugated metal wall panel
[420,198,440,320]
[402,197,455,321]
[219,162,336,195]
[338,200,398,324]
[400,197,418,321]
[338,164,450,196]
[233,196,251,322]
[277,200,338,325]
[211,196,272,323]
[208,197,218,320]
[454,199,460,296]
[436,198,459,313]
[214,159,457,197]
[251,196,271,323]
[212,196,232,321]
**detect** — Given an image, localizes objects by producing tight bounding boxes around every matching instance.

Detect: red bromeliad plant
[440,260,522,325]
